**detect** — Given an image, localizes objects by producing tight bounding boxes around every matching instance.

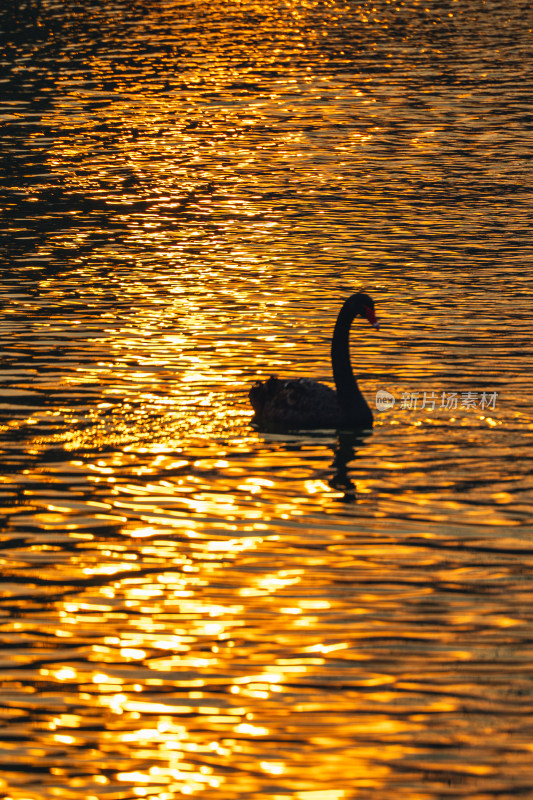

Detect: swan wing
[250,377,340,429]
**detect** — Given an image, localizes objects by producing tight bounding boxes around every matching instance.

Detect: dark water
[1,1,533,797]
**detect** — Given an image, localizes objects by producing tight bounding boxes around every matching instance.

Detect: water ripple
[1,0,532,797]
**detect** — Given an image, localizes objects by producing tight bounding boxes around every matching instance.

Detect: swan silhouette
[249,292,379,430]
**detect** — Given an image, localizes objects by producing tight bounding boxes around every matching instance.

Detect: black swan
[249,292,379,430]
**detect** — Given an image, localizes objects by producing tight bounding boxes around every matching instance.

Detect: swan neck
[331,300,372,426]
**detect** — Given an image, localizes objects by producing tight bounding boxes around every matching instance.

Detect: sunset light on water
[1,0,532,797]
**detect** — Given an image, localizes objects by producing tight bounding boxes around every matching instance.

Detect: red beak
[363,304,380,330]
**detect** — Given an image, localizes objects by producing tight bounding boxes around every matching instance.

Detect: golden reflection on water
[2,0,533,797]
[3,447,533,800]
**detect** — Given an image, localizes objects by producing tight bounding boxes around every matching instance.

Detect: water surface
[1,0,533,797]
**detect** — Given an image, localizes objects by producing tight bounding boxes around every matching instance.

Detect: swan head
[349,292,380,330]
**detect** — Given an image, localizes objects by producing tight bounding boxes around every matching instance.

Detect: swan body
[249,292,379,431]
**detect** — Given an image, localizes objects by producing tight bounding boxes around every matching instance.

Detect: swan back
[249,377,341,429]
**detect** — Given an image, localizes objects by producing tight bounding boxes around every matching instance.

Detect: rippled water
[1,0,533,797]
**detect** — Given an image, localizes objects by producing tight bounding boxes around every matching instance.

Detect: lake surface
[1,0,532,797]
